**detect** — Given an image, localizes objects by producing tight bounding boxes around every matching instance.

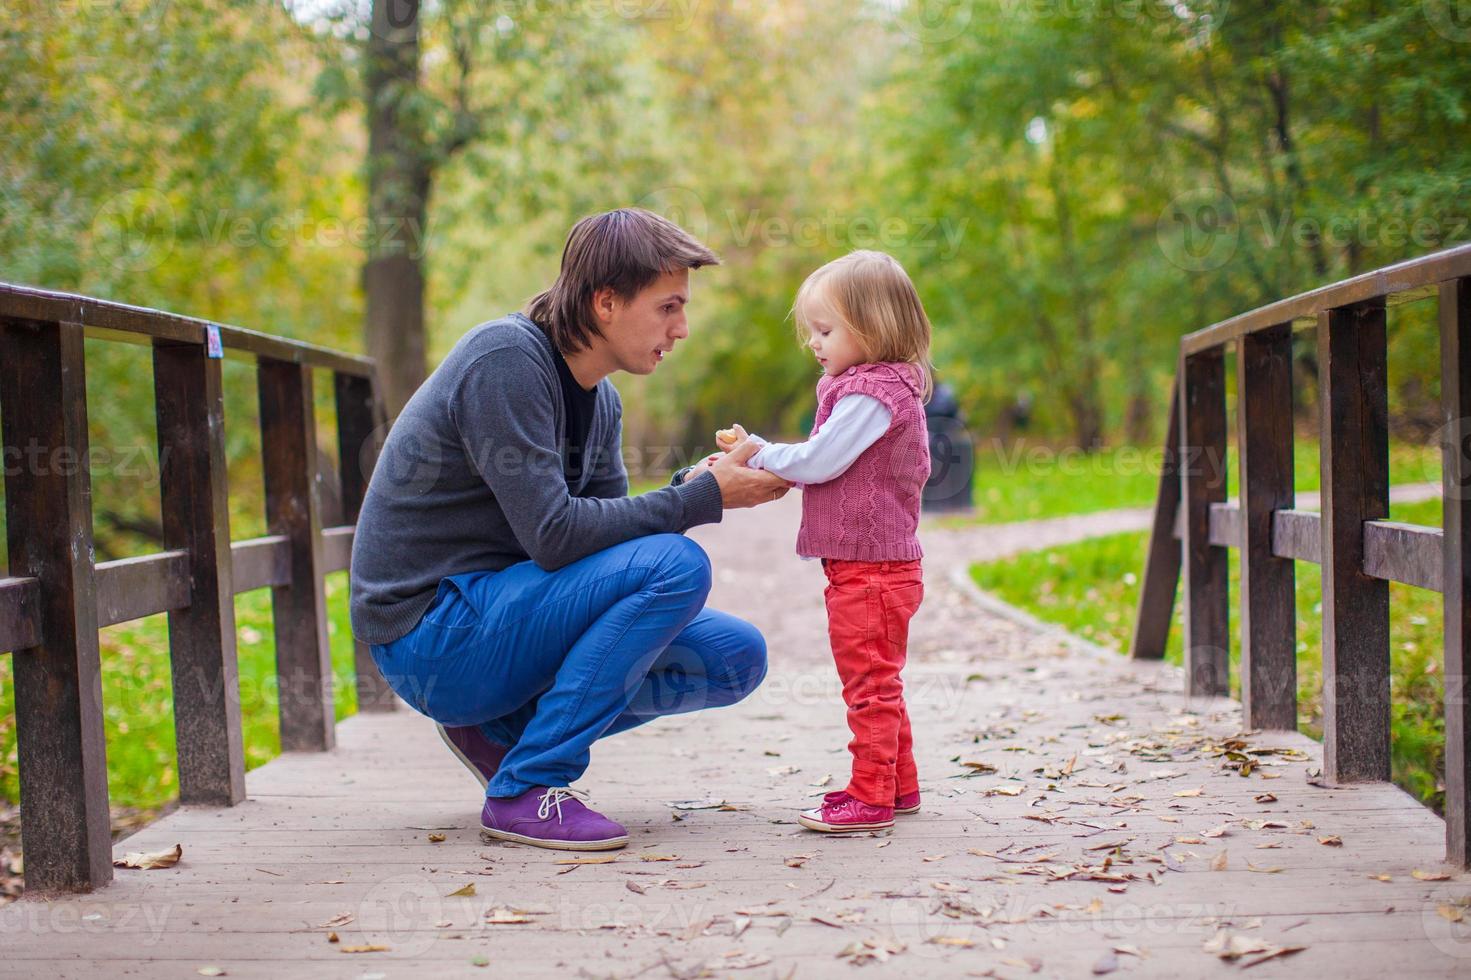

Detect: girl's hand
[715,423,749,452]
[687,452,723,479]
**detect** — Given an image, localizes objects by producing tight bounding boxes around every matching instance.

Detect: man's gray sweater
[348,313,724,645]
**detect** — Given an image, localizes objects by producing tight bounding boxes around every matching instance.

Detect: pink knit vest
[795,362,931,561]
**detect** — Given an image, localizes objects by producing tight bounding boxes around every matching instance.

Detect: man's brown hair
[526,208,719,354]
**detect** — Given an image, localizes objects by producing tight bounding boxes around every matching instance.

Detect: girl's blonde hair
[792,250,934,402]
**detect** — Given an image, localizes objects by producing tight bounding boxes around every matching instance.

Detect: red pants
[822,558,924,807]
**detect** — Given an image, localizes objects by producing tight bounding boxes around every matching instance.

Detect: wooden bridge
[2,250,1470,976]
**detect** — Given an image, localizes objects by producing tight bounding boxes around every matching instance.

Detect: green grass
[941,437,1441,525]
[969,497,1446,809]
[0,571,359,822]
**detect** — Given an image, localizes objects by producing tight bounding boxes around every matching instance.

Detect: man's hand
[710,437,790,509]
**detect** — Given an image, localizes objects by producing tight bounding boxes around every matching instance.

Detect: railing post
[258,358,334,751]
[1318,302,1390,783]
[153,338,246,804]
[334,370,395,713]
[1441,276,1471,866]
[0,318,112,891]
[1130,375,1181,660]
[1180,348,1230,697]
[1236,323,1297,730]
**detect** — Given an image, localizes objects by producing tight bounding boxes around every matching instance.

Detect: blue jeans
[369,533,768,797]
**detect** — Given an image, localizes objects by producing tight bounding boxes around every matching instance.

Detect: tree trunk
[365,0,431,420]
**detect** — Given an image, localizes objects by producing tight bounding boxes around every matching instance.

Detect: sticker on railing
[205,322,223,358]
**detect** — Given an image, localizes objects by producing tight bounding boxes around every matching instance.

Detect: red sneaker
[800,791,895,832]
[824,789,921,815]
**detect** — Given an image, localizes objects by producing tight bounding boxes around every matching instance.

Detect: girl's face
[804,309,867,377]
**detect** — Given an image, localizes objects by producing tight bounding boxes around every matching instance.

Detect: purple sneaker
[480,787,629,851]
[437,724,508,790]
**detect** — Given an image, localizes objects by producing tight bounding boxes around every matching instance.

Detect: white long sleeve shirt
[747,394,893,486]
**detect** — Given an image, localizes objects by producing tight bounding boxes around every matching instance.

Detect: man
[349,208,789,851]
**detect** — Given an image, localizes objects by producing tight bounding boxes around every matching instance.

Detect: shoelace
[536,786,589,823]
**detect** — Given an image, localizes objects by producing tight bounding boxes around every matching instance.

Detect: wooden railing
[1131,243,1471,868]
[0,282,395,893]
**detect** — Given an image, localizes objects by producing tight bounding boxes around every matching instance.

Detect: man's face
[595,269,691,376]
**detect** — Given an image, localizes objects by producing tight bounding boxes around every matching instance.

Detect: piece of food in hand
[716,427,740,450]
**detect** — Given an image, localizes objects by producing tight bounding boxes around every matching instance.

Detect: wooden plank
[0,317,112,892]
[320,525,354,575]
[1363,520,1443,593]
[1129,375,1181,660]
[1318,302,1391,783]
[93,550,190,628]
[1442,275,1471,867]
[1169,500,1239,546]
[333,372,378,524]
[258,357,334,752]
[1181,242,1471,355]
[154,339,246,806]
[1179,348,1230,697]
[1169,506,1441,594]
[0,281,374,376]
[0,575,42,652]
[1273,509,1322,563]
[1237,323,1297,730]
[230,534,292,593]
[333,370,395,713]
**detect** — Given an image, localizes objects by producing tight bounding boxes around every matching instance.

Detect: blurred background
[1,0,1468,846]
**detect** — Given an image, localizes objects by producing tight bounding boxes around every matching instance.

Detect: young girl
[717,250,932,833]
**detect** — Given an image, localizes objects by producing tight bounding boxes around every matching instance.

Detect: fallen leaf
[1211,852,1228,872]
[339,945,390,953]
[1413,870,1453,881]
[1173,787,1203,798]
[1240,945,1307,968]
[626,881,646,895]
[1318,836,1343,847]
[785,855,813,869]
[197,968,226,977]
[318,912,353,929]
[112,844,182,870]
[929,936,975,948]
[555,855,618,865]
[1254,793,1278,804]
[427,833,446,843]
[447,883,476,897]
[484,908,533,924]
[1437,905,1466,923]
[640,854,680,862]
[987,784,1025,797]
[836,937,906,965]
[326,932,338,943]
[812,773,833,787]
[1247,863,1283,874]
